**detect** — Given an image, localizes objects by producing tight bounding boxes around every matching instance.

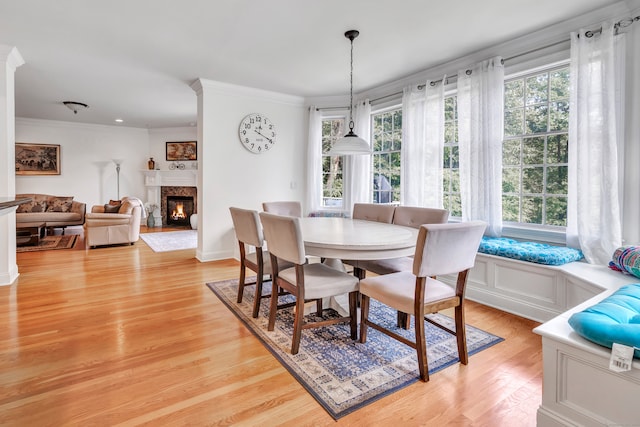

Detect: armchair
[84,197,143,248]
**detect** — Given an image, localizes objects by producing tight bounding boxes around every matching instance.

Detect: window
[443,95,461,217]
[371,108,402,203]
[503,65,570,227]
[321,118,345,208]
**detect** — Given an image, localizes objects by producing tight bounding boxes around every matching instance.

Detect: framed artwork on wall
[15,143,61,175]
[166,141,197,161]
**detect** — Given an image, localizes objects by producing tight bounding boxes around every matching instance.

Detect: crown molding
[191,78,304,107]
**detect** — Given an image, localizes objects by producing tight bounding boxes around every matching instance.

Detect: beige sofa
[16,193,86,233]
[84,197,142,248]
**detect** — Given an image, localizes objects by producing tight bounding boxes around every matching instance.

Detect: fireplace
[166,196,194,226]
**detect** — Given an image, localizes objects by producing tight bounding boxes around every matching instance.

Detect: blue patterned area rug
[206,278,504,420]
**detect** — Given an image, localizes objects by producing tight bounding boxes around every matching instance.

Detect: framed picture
[166,141,197,161]
[15,143,61,175]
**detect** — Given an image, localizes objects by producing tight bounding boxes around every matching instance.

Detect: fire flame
[171,202,187,220]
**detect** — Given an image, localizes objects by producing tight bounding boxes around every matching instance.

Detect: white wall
[15,118,149,209]
[148,126,197,171]
[192,79,306,261]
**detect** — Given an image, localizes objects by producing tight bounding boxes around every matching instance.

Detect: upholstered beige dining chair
[259,212,359,354]
[262,201,302,217]
[229,207,293,318]
[359,221,486,382]
[351,203,395,223]
[354,206,449,328]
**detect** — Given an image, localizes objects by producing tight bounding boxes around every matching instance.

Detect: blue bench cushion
[568,284,640,358]
[609,246,640,279]
[478,237,584,265]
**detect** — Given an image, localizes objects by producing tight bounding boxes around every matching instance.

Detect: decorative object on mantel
[206,278,503,419]
[15,143,61,175]
[169,162,185,170]
[166,141,197,161]
[147,157,155,170]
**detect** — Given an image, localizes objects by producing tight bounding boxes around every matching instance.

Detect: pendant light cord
[348,36,355,132]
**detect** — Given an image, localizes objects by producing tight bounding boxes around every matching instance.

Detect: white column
[0,45,24,286]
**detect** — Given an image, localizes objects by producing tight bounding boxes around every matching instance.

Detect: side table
[16,222,46,247]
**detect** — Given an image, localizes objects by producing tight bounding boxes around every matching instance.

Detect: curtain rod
[370,14,639,103]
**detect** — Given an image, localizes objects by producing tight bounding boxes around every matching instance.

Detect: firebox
[166,196,194,226]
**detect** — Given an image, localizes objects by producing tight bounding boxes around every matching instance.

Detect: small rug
[16,235,77,252]
[206,278,504,419]
[140,230,197,252]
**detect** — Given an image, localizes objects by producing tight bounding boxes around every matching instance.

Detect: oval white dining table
[298,217,419,261]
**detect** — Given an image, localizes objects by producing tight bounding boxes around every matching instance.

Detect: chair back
[352,203,395,223]
[413,221,486,278]
[392,206,449,228]
[262,201,302,217]
[229,207,264,247]
[259,212,306,265]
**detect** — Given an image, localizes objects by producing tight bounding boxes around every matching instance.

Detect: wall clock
[238,113,277,154]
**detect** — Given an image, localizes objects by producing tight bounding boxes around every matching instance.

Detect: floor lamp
[112,159,123,199]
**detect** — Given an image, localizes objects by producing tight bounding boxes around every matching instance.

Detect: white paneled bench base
[440,253,639,323]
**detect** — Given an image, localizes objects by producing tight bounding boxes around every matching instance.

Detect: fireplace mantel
[142,170,197,187]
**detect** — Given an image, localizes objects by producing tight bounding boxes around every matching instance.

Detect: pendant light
[329,30,372,156]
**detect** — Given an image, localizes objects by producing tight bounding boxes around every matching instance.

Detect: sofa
[16,193,86,233]
[83,197,143,248]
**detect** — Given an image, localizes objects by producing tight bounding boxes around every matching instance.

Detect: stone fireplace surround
[161,187,197,226]
[143,170,197,227]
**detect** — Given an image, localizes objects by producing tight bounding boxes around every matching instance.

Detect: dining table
[297,216,419,316]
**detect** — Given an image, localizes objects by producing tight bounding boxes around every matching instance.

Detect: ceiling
[0,0,624,129]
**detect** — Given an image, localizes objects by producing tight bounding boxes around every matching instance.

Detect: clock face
[238,113,276,154]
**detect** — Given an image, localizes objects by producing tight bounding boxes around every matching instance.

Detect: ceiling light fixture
[329,30,371,156]
[63,101,89,114]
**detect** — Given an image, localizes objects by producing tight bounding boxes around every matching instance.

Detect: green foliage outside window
[322,118,345,207]
[372,109,402,203]
[503,66,570,227]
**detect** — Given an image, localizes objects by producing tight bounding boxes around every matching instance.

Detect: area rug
[206,278,504,419]
[140,230,197,252]
[16,235,77,252]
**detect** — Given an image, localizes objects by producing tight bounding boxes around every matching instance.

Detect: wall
[15,118,150,209]
[192,79,306,261]
[148,126,197,171]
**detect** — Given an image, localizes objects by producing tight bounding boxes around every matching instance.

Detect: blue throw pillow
[568,284,640,358]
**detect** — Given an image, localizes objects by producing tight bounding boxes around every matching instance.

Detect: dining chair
[359,221,486,382]
[351,203,395,223]
[259,212,359,355]
[229,207,292,318]
[262,201,302,217]
[354,206,449,328]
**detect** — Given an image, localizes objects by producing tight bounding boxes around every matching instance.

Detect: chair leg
[291,295,306,354]
[359,294,370,343]
[454,305,468,365]
[251,273,263,318]
[236,263,246,303]
[267,281,279,331]
[353,267,366,280]
[397,311,411,329]
[315,298,323,316]
[349,291,358,340]
[415,312,429,382]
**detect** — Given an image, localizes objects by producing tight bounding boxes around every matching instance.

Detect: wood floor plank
[0,226,543,425]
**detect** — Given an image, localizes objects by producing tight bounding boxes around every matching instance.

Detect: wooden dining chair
[359,221,486,382]
[229,207,292,318]
[355,206,449,328]
[259,212,359,355]
[262,201,302,217]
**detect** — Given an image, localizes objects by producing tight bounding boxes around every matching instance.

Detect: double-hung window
[503,64,570,228]
[443,94,461,217]
[321,117,346,208]
[371,107,402,204]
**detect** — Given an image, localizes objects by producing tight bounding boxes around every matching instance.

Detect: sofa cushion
[568,284,640,358]
[104,203,121,213]
[478,237,584,265]
[16,194,48,213]
[46,196,74,212]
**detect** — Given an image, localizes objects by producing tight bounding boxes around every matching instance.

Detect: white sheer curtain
[344,99,372,214]
[305,106,323,215]
[567,21,623,264]
[457,57,504,237]
[401,80,445,207]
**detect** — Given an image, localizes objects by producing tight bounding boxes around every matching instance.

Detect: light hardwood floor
[1,226,543,426]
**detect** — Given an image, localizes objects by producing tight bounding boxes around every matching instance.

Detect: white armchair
[84,197,143,248]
